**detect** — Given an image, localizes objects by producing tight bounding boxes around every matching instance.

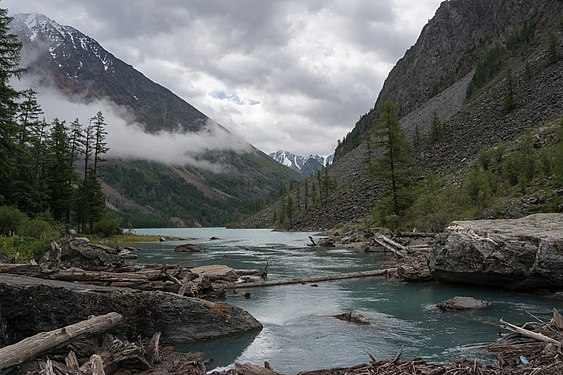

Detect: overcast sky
[4,0,441,157]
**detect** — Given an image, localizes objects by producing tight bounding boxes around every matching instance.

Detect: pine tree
[413,124,422,151]
[304,179,309,211]
[45,119,75,221]
[12,90,45,213]
[0,8,25,203]
[429,111,445,144]
[92,111,109,178]
[370,100,414,217]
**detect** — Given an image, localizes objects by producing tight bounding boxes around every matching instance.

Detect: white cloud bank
[13,76,252,172]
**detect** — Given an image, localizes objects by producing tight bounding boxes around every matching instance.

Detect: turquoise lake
[129,228,562,373]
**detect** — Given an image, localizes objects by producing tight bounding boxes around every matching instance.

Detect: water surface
[130,228,561,373]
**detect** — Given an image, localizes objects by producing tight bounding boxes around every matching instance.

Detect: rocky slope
[335,0,562,157]
[237,0,563,230]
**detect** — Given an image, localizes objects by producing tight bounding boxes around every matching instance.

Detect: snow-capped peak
[269,150,334,176]
[11,13,116,74]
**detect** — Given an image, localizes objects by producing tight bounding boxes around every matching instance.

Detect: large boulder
[428,213,563,289]
[0,274,262,347]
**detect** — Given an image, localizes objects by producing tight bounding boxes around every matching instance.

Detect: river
[129,228,561,373]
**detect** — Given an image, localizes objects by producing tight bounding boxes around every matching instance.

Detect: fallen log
[226,268,397,289]
[235,362,283,375]
[499,319,561,345]
[0,312,122,370]
[372,237,406,258]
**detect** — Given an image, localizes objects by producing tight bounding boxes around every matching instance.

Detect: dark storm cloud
[4,0,442,156]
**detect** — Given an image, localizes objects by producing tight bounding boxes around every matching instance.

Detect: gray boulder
[437,296,491,311]
[334,310,370,325]
[0,273,262,347]
[175,243,203,252]
[428,213,563,289]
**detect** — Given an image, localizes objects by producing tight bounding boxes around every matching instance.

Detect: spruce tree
[0,8,24,203]
[45,119,75,221]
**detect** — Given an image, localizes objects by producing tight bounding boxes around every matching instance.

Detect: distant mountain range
[11,13,301,227]
[268,150,334,177]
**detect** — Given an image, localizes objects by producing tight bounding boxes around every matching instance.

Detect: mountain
[268,150,333,176]
[11,13,301,227]
[236,0,563,230]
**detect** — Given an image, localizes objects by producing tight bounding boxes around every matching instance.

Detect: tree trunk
[0,312,122,369]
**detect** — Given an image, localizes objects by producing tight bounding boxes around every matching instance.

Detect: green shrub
[93,217,122,237]
[0,206,29,235]
[466,166,493,208]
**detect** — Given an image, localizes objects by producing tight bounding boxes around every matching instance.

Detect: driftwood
[372,237,406,258]
[227,268,396,289]
[235,362,282,375]
[499,319,561,345]
[0,312,122,369]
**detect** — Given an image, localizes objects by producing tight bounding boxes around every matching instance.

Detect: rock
[175,243,203,252]
[334,311,370,325]
[117,249,137,259]
[191,265,238,281]
[159,237,166,242]
[437,296,492,311]
[428,213,563,289]
[0,273,262,346]
[210,236,220,240]
[397,257,433,282]
[317,238,335,247]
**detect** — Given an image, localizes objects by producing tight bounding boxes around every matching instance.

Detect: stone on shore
[437,296,491,311]
[175,243,203,252]
[0,273,262,347]
[428,213,563,289]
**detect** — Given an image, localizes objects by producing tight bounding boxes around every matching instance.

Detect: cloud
[12,75,251,172]
[4,0,442,157]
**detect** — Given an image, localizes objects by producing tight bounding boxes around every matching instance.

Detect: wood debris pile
[488,308,563,374]
[0,238,265,299]
[0,312,207,375]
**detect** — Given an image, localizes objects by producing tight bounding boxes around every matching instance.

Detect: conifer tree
[0,8,25,203]
[304,179,309,211]
[92,111,109,178]
[370,100,414,217]
[45,119,75,221]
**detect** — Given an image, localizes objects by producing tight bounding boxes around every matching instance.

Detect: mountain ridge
[11,12,302,227]
[268,150,333,176]
[235,0,563,230]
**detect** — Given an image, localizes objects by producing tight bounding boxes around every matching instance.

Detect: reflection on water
[130,228,562,373]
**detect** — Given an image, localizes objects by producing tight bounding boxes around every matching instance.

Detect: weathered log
[372,237,406,258]
[380,235,408,252]
[499,319,561,345]
[146,332,161,365]
[227,268,396,289]
[65,351,79,370]
[235,362,283,375]
[0,312,122,369]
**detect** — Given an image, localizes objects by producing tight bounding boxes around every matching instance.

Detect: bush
[0,206,28,235]
[93,217,122,237]
[466,167,492,208]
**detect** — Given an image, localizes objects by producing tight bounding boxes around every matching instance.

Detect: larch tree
[370,100,414,217]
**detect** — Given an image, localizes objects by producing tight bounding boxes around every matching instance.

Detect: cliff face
[335,0,561,158]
